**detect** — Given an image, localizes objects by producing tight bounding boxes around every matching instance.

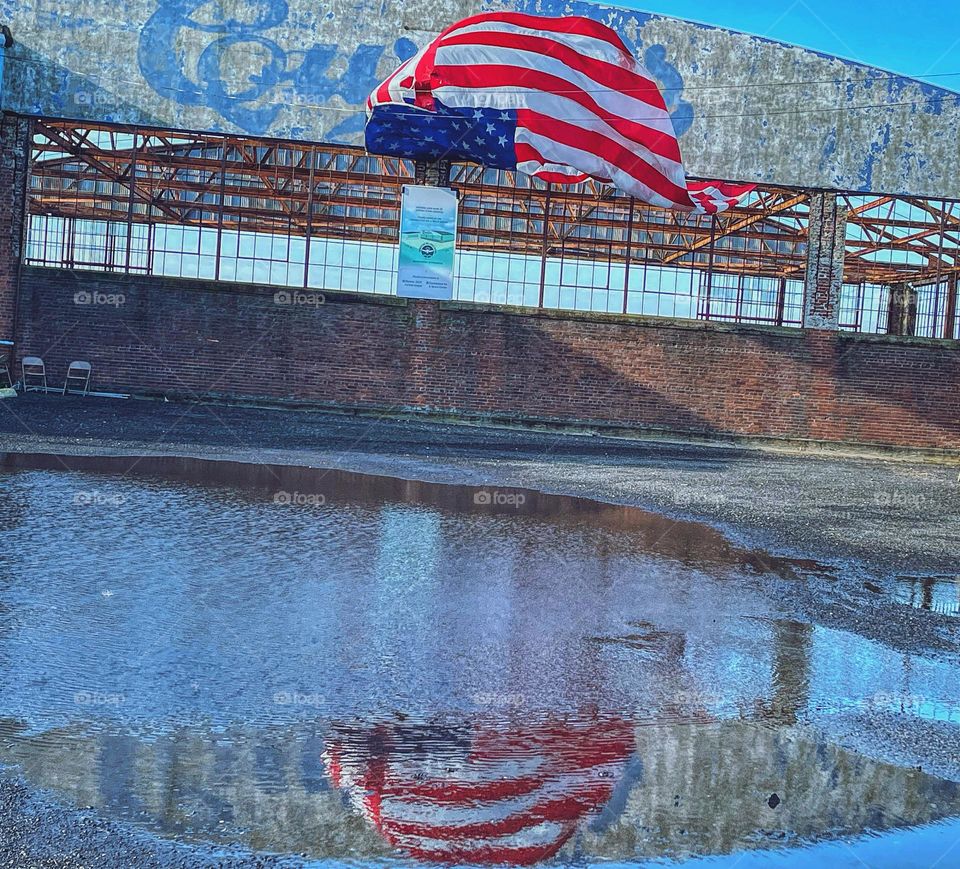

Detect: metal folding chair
[21,356,47,392]
[63,361,93,396]
[0,354,11,389]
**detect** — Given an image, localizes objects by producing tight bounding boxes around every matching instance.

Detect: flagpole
[414,160,451,188]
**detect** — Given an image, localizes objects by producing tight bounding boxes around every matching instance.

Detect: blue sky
[627,0,960,88]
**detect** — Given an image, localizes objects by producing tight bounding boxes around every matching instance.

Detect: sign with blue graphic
[397,186,458,301]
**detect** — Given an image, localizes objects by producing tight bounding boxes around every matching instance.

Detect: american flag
[366,12,754,215]
[323,715,636,865]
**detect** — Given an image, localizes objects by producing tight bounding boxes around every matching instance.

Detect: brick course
[0,114,30,345]
[13,267,960,451]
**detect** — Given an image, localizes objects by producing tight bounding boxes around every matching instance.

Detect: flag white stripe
[381,789,548,826]
[516,128,680,210]
[386,755,545,781]
[431,43,676,137]
[387,820,570,854]
[439,19,630,66]
[516,158,587,180]
[385,46,430,104]
[380,767,612,826]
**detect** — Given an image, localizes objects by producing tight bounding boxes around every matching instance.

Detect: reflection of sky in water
[895,575,960,617]
[0,468,957,731]
[806,625,960,721]
[0,470,772,727]
[587,816,960,869]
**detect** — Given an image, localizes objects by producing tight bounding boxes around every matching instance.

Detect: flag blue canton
[365,101,517,169]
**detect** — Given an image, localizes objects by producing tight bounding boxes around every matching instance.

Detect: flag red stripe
[414,11,630,108]
[532,170,592,184]
[379,787,616,840]
[434,11,631,56]
[435,63,683,165]
[379,775,544,803]
[520,110,693,207]
[375,77,394,107]
[438,30,670,113]
[471,724,635,765]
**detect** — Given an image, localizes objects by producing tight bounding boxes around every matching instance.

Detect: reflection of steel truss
[27,119,960,291]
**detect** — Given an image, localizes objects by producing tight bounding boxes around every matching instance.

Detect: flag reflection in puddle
[323,713,636,864]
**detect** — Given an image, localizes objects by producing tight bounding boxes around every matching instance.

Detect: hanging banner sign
[397,185,458,300]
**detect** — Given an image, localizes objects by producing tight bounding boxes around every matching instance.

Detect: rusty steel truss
[24,119,960,334]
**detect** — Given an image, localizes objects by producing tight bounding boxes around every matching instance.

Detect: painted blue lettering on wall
[138,0,404,136]
[642,45,693,137]
[858,122,893,191]
[139,0,695,140]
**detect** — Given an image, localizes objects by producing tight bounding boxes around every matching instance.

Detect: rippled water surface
[0,453,958,867]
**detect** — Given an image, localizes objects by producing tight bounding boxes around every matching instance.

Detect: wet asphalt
[0,393,957,867]
[0,778,308,869]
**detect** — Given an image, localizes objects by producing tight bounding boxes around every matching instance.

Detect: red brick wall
[0,114,30,346]
[14,267,960,451]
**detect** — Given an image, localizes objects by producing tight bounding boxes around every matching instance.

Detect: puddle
[0,452,958,866]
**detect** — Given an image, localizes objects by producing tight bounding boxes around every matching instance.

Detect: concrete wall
[1,1,958,197]
[14,267,960,452]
